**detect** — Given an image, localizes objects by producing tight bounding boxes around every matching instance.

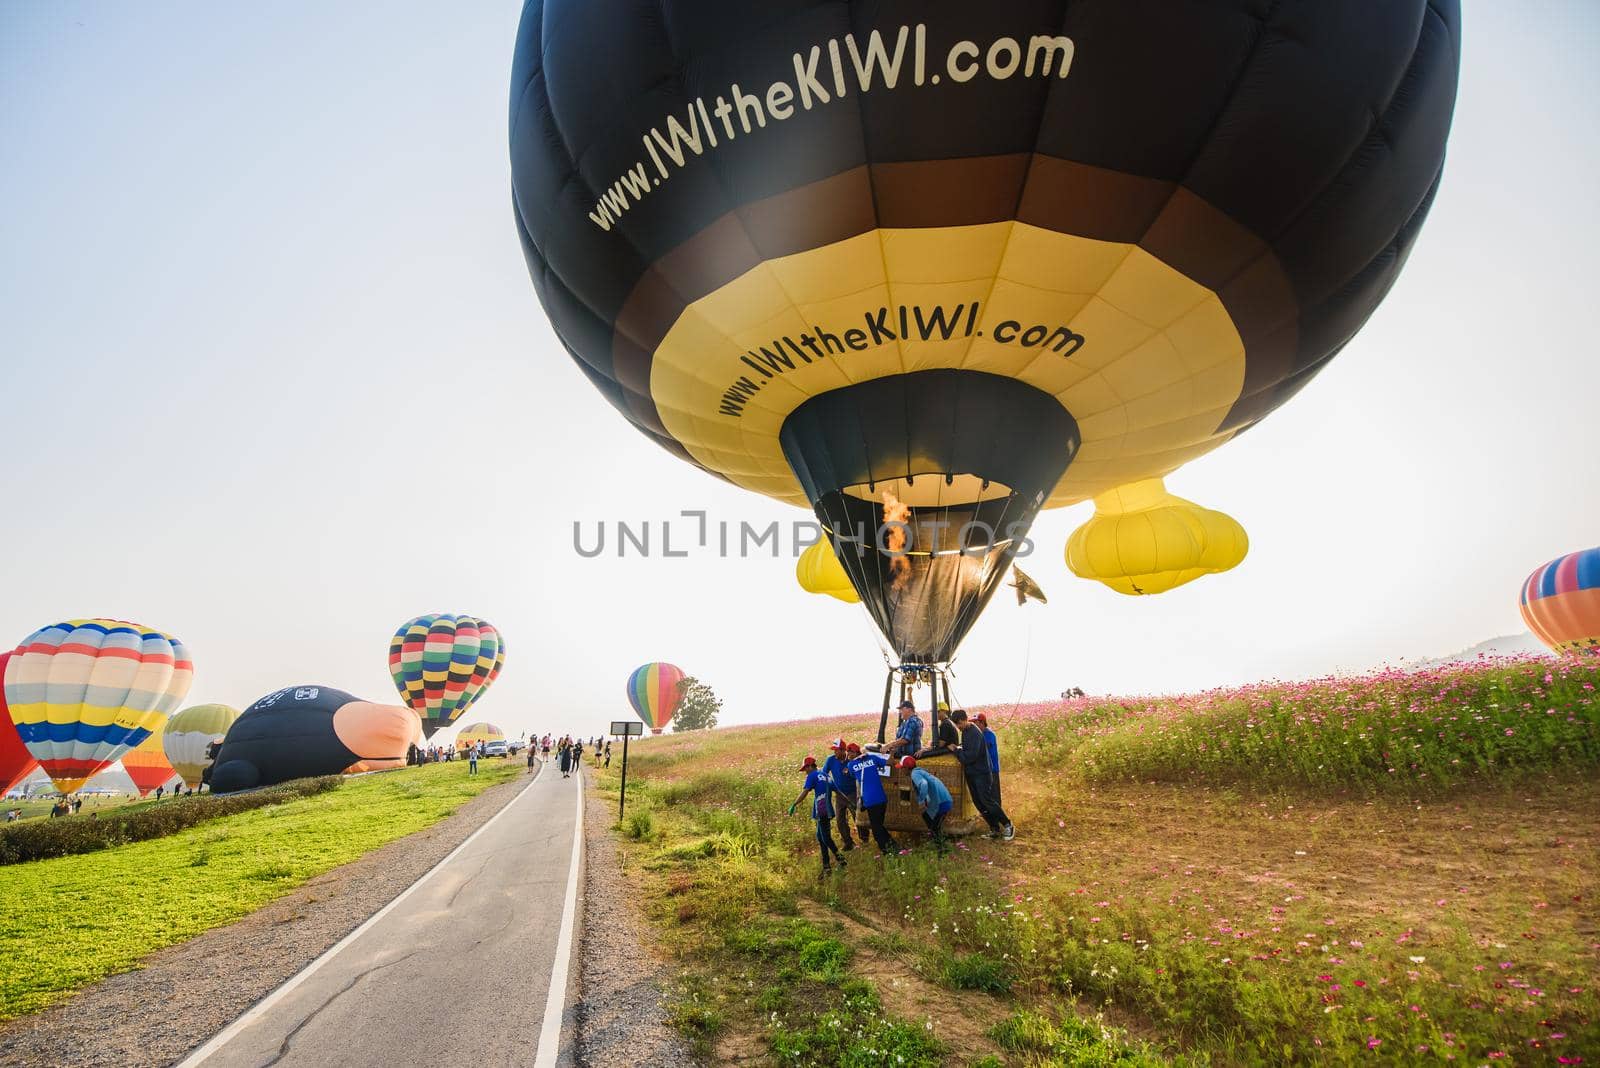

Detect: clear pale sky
[3,2,1597,741]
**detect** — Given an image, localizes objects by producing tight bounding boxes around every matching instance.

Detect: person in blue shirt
[845,747,898,854]
[885,700,923,760]
[900,756,953,853]
[821,739,857,851]
[975,712,1002,805]
[950,709,1013,840]
[788,756,845,874]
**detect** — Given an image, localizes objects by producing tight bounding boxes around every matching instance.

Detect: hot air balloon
[121,731,176,797]
[796,538,860,603]
[4,620,193,794]
[210,686,416,793]
[509,0,1459,729]
[162,703,241,789]
[388,614,506,738]
[454,722,505,751]
[0,652,40,797]
[626,663,684,735]
[1521,548,1600,657]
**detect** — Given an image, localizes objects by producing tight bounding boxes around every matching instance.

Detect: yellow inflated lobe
[796,539,861,603]
[1065,478,1247,595]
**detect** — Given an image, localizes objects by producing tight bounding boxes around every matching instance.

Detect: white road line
[534,767,584,1067]
[174,763,544,1068]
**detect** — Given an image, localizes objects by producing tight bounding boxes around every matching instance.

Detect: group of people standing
[788,702,1012,875]
[530,734,613,778]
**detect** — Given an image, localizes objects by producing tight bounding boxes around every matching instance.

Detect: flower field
[608,656,1600,1066]
[996,656,1599,792]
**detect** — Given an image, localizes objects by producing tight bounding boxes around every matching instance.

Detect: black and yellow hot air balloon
[510,1,1459,668]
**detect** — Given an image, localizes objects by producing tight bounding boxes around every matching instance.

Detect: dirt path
[0,769,534,1068]
[576,785,696,1066]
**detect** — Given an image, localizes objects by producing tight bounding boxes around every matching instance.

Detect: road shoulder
[576,784,696,1067]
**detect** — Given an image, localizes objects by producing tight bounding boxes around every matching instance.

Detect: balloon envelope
[1521,548,1600,657]
[0,652,40,796]
[210,686,414,794]
[626,663,684,734]
[4,620,193,793]
[510,0,1459,660]
[388,614,505,737]
[454,722,505,750]
[121,731,176,797]
[163,703,241,788]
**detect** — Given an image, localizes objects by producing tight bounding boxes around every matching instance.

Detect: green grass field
[607,656,1600,1066]
[0,761,520,1020]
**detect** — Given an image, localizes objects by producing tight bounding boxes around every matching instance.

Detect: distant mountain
[1408,633,1549,670]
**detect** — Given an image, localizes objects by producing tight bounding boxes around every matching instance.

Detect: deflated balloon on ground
[209,686,417,793]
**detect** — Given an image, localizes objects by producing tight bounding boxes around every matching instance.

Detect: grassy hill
[600,656,1599,1066]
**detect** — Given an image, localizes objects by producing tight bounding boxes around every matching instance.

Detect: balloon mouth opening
[779,370,1078,663]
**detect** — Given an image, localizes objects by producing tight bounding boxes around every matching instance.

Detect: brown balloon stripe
[608,154,1301,453]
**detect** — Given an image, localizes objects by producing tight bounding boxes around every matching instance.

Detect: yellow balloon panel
[1065,478,1248,596]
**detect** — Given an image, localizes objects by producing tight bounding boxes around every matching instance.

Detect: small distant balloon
[454,722,505,751]
[626,663,684,735]
[121,732,176,797]
[163,703,241,789]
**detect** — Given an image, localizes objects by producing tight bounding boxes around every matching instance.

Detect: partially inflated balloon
[511,1,1458,662]
[626,663,683,735]
[1521,548,1600,657]
[162,703,241,788]
[455,722,505,751]
[796,538,860,603]
[0,652,39,796]
[210,686,415,793]
[5,620,193,793]
[1065,478,1247,595]
[121,731,176,797]
[388,615,505,737]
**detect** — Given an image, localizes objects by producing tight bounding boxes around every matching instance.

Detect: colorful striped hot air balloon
[162,703,242,788]
[626,663,684,735]
[455,722,505,751]
[1521,547,1600,657]
[121,731,176,797]
[388,614,505,738]
[0,652,40,797]
[4,620,194,794]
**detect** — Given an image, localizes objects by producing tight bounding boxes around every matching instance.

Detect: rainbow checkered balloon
[388,614,505,738]
[4,619,193,793]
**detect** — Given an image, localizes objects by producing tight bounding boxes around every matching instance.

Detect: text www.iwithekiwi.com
[715,302,1084,418]
[585,25,1076,232]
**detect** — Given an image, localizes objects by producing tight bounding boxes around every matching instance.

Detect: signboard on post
[610,720,644,820]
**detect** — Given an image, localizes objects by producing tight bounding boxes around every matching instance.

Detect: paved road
[179,760,584,1068]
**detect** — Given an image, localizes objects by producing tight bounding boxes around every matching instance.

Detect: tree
[671,676,721,732]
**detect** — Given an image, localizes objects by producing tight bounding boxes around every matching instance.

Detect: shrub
[941,951,1013,994]
[0,776,343,865]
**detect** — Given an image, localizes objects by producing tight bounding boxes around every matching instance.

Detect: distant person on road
[527,745,537,772]
[572,739,585,771]
[845,746,898,855]
[821,739,856,852]
[558,739,570,777]
[975,713,1002,805]
[788,756,845,875]
[901,756,952,854]
[154,785,164,800]
[603,740,612,768]
[468,747,479,775]
[951,710,1012,841]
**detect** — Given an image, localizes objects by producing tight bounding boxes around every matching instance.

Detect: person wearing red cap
[789,756,845,874]
[821,739,857,852]
[899,756,953,853]
[975,712,1002,806]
